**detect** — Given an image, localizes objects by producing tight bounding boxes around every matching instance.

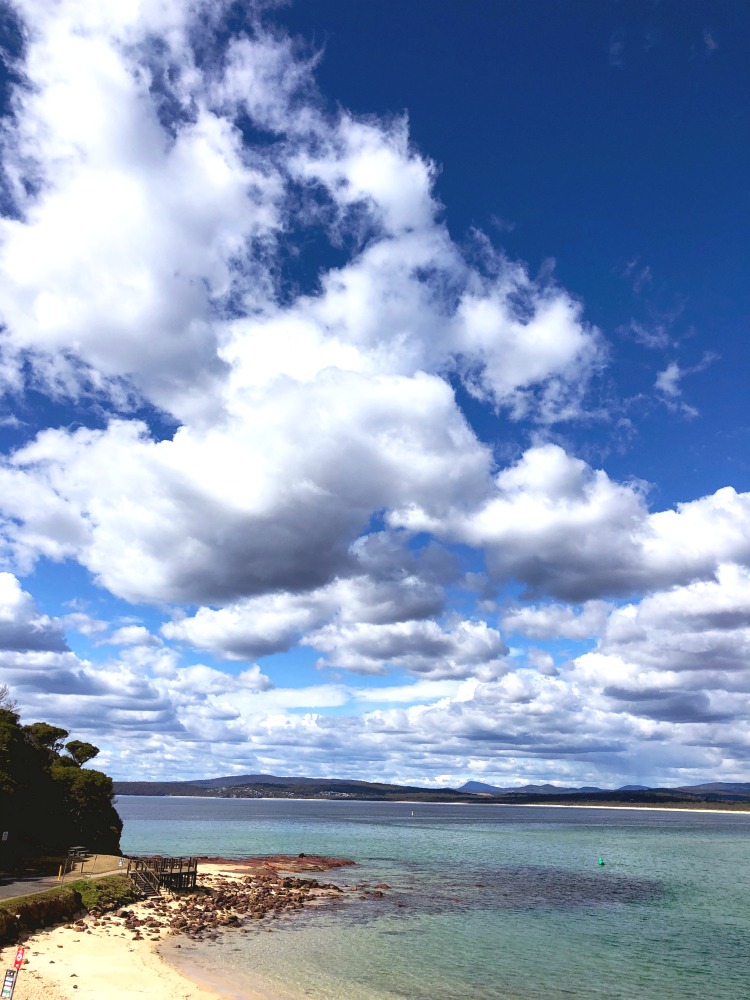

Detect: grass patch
[0,874,136,942]
[68,874,137,911]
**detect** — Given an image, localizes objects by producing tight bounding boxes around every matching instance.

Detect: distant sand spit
[508,803,750,814]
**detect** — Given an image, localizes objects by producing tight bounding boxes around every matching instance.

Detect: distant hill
[459,781,605,795]
[676,782,750,795]
[460,781,739,796]
[186,773,381,790]
[459,781,508,794]
[114,775,478,803]
[113,773,750,809]
[111,781,215,797]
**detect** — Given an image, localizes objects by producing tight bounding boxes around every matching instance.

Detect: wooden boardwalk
[126,856,198,894]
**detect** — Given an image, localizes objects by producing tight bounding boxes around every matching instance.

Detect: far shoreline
[118,793,750,815]
[505,802,750,815]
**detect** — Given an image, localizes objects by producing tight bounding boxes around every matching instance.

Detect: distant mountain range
[112,773,750,808]
[459,781,614,795]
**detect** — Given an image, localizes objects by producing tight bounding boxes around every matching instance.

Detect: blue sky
[0,0,749,788]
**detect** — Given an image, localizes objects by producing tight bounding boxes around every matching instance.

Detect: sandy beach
[3,858,355,1000]
[4,916,230,1000]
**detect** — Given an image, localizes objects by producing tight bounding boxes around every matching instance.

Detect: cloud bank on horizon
[0,0,748,787]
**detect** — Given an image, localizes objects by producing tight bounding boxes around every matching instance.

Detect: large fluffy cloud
[394,444,750,600]
[0,0,748,788]
[0,373,487,602]
[0,0,606,607]
[306,618,508,680]
[573,564,750,730]
[162,563,446,660]
[0,0,603,421]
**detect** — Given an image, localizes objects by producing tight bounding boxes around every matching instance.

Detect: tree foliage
[0,693,122,858]
[65,740,100,766]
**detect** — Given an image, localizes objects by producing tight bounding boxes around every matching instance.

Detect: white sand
[4,864,285,1000]
[4,921,229,1000]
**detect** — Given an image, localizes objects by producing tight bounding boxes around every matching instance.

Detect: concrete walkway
[0,872,63,900]
[0,855,124,902]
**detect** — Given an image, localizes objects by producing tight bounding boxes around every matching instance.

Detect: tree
[65,740,100,766]
[0,701,23,817]
[23,722,69,759]
[50,762,122,852]
[0,692,122,858]
[0,685,16,711]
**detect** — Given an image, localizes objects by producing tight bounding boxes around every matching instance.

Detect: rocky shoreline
[7,856,376,1000]
[68,854,362,941]
[107,855,358,944]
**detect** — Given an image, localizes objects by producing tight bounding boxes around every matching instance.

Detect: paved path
[0,865,124,902]
[0,872,63,900]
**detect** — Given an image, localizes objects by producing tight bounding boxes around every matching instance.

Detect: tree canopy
[65,740,100,767]
[0,686,122,858]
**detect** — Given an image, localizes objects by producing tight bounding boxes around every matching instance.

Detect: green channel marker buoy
[597,857,605,866]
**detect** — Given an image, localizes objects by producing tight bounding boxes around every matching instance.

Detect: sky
[0,0,749,788]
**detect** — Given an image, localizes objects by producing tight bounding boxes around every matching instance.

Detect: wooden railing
[126,858,161,895]
[125,855,198,892]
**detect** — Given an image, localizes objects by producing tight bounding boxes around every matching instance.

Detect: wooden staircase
[125,856,198,896]
[126,860,161,898]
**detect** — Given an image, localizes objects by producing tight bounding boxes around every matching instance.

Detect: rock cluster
[50,855,389,948]
[69,870,352,944]
[196,854,355,875]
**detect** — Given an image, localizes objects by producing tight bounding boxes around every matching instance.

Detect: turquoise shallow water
[117,797,750,1000]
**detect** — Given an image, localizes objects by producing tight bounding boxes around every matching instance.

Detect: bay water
[117,796,750,1000]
